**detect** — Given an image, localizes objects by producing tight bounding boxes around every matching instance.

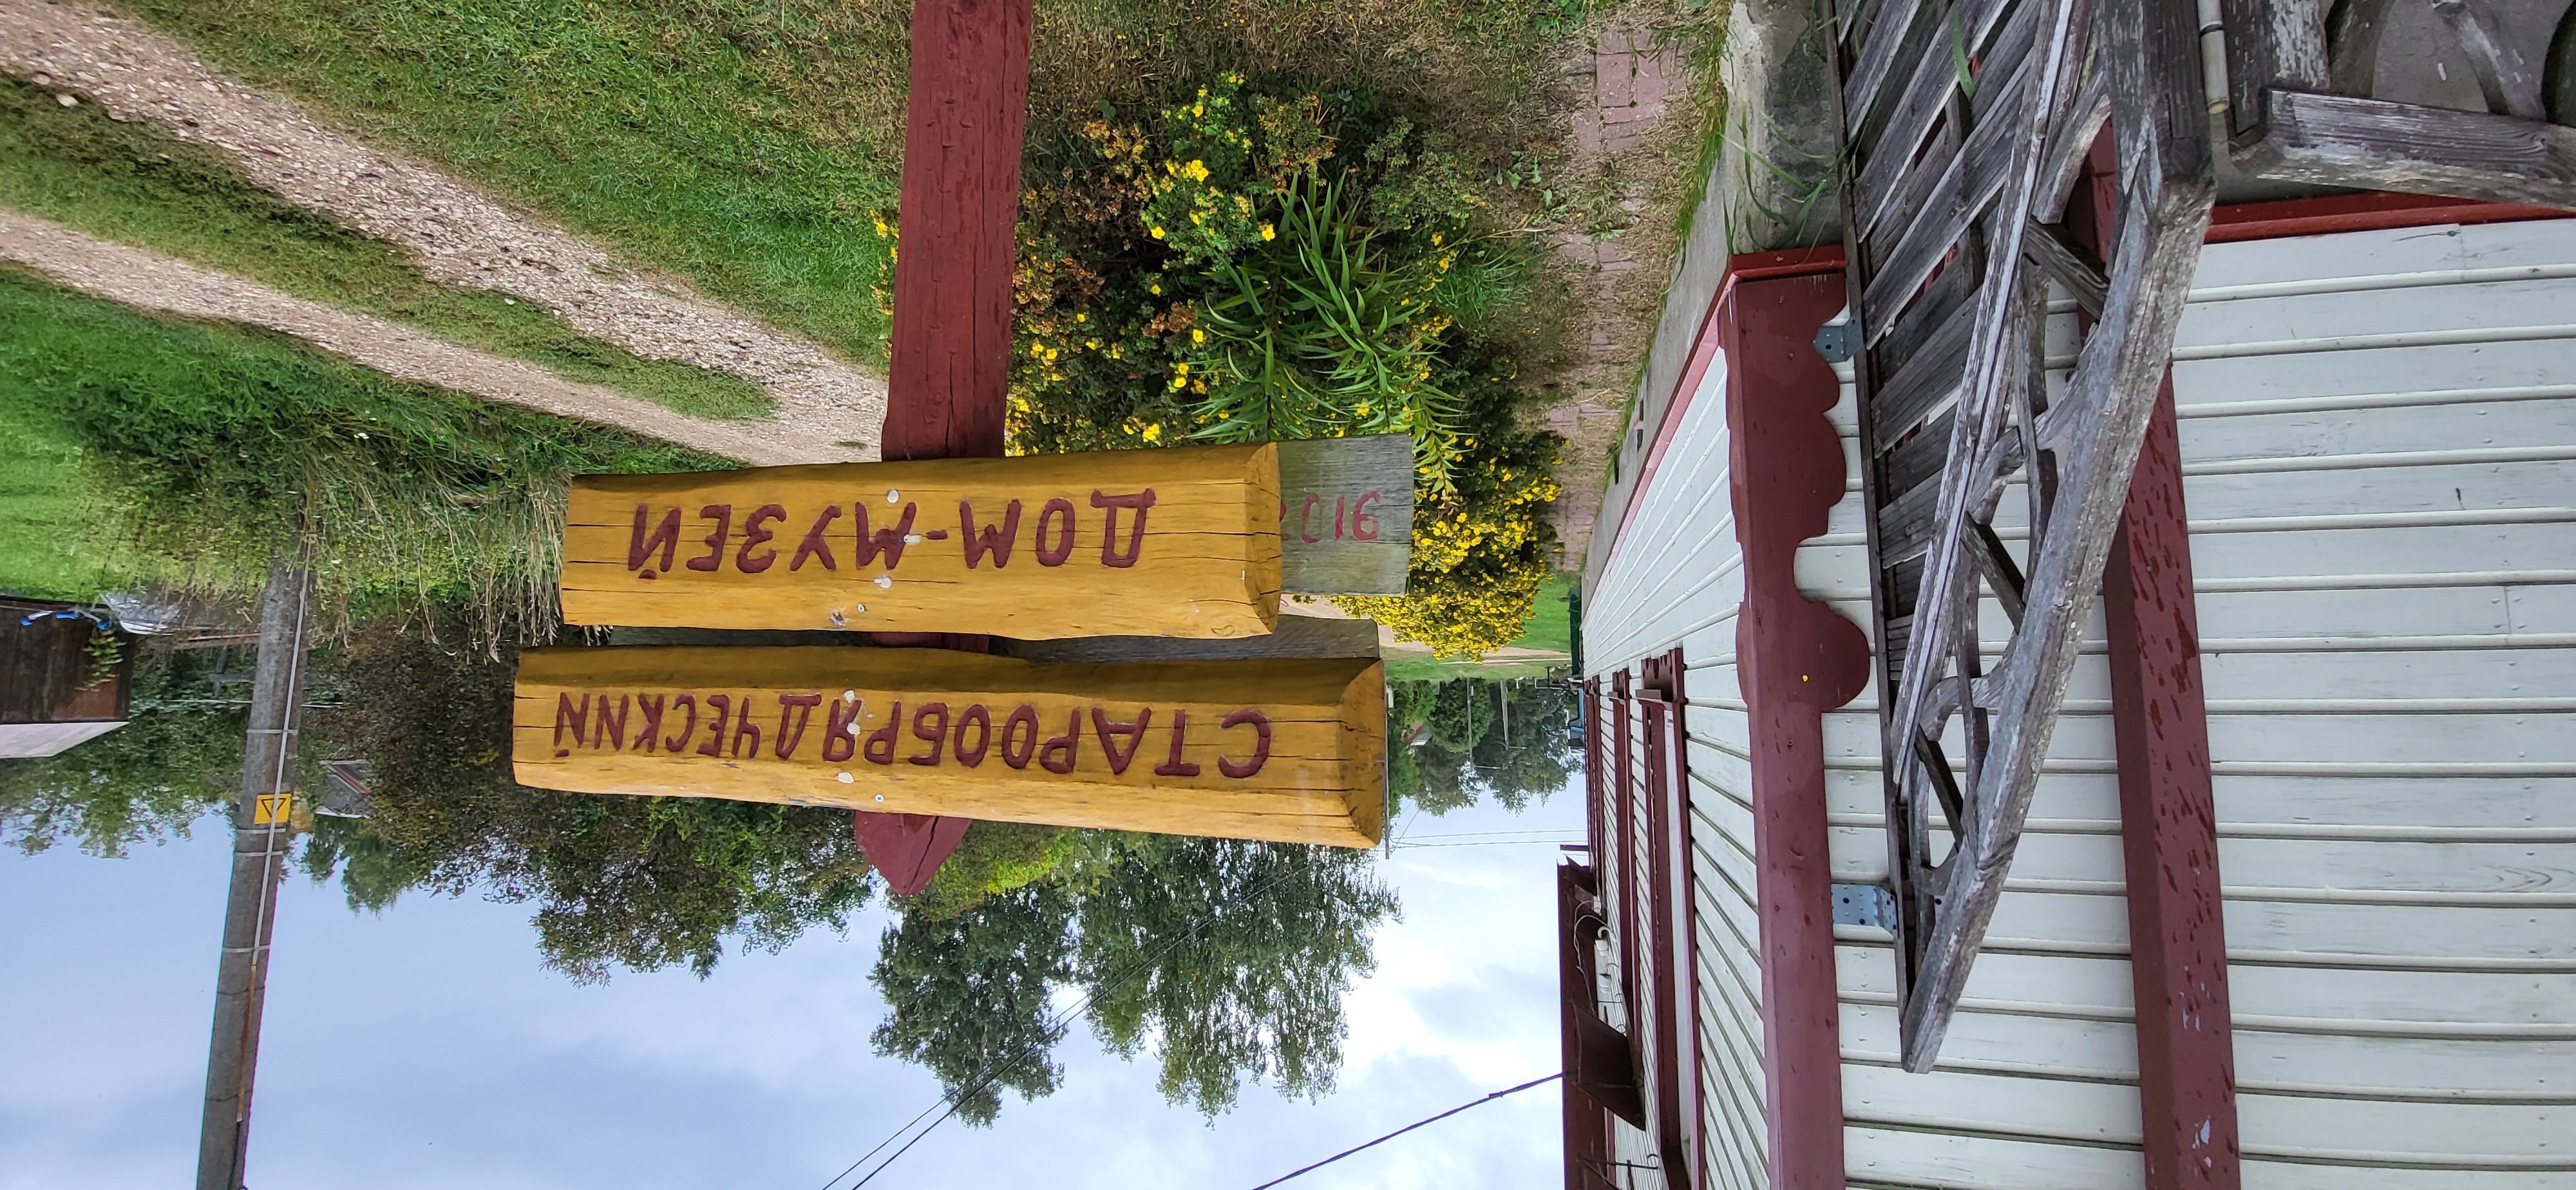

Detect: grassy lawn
[0,77,771,420]
[131,0,911,362]
[0,266,726,613]
[1385,654,1564,683]
[0,399,150,600]
[1509,572,1575,654]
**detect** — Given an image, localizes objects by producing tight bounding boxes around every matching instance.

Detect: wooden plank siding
[2169,217,2576,1187]
[1587,341,1768,1190]
[1824,215,2576,1187]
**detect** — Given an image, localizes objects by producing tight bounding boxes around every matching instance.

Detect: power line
[1244,1072,1563,1190]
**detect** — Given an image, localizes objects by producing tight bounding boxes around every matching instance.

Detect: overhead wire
[1244,1072,1564,1189]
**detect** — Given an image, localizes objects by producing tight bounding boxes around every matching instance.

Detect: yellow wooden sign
[511,646,1386,847]
[560,444,1282,639]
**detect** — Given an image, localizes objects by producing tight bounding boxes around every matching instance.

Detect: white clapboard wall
[1587,215,2575,1190]
[2170,218,2576,1189]
[1586,350,1768,1190]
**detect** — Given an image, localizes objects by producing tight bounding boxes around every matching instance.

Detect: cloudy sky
[3,782,1581,1189]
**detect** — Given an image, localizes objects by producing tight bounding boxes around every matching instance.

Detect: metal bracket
[1832,882,1898,930]
[1812,317,1860,364]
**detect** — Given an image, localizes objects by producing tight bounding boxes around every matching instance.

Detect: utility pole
[196,549,314,1190]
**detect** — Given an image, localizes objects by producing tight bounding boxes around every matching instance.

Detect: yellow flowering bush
[1338,378,1566,659]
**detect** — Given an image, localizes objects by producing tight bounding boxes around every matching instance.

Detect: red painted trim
[2206,191,2569,243]
[1611,671,1640,1034]
[2081,138,2242,1190]
[1598,249,1850,589]
[1638,675,1700,1187]
[1642,649,1703,1189]
[1560,862,1622,1189]
[1721,269,1870,1190]
[2107,385,2241,1189]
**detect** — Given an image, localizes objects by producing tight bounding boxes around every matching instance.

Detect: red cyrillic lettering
[793,505,843,571]
[863,701,903,765]
[852,502,919,570]
[1153,709,1200,777]
[1093,489,1157,567]
[630,505,681,575]
[665,694,697,753]
[1034,498,1076,567]
[1092,706,1150,775]
[634,694,666,752]
[737,504,786,572]
[1039,710,1083,774]
[960,500,1022,569]
[593,694,630,751]
[686,505,733,572]
[697,694,732,757]
[999,704,1041,769]
[1217,708,1270,779]
[909,703,950,766]
[954,704,992,766]
[775,694,822,759]
[823,697,860,762]
[730,696,763,758]
[553,693,591,757]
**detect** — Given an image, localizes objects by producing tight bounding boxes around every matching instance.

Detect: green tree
[867,881,1077,1126]
[300,622,873,981]
[1072,836,1397,1115]
[1,643,245,856]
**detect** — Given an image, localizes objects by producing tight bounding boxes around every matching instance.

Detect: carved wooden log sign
[512,647,1387,847]
[562,442,1283,639]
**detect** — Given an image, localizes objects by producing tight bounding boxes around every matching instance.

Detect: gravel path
[1,0,885,459]
[2,208,847,466]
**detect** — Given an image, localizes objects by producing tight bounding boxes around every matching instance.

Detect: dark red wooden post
[2075,135,2240,1190]
[2105,385,2239,1190]
[883,0,1030,463]
[1721,258,1870,1190]
[857,0,1034,894]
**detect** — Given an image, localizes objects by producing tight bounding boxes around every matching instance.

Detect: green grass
[131,0,910,363]
[0,267,728,618]
[1507,572,1575,654]
[1385,655,1564,683]
[0,77,772,420]
[0,399,152,600]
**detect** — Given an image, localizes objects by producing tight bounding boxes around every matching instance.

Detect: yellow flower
[1192,328,1206,344]
[1074,312,1086,323]
[1150,283,1162,295]
[1431,232,1443,246]
[1029,342,1045,357]
[1086,339,1099,349]
[1175,362,1190,375]
[1143,424,1163,442]
[1170,377,1187,390]
[1150,226,1165,239]
[1260,223,1276,241]
[1191,379,1207,393]
[875,218,892,237]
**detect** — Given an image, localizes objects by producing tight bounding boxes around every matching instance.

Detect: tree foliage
[869,880,1076,1126]
[300,623,874,981]
[869,833,1397,1124]
[0,644,243,856]
[1387,677,1578,817]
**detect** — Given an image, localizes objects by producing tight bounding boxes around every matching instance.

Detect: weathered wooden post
[196,548,313,1190]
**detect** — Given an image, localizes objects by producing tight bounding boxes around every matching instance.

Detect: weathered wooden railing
[2224,0,2576,209]
[1828,0,2216,1071]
